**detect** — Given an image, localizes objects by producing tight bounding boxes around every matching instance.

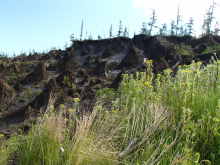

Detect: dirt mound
[59,47,80,72]
[22,62,49,84]
[110,40,125,53]
[13,53,27,62]
[94,54,102,64]
[82,56,92,67]
[192,43,207,54]
[2,62,26,77]
[24,52,41,61]
[109,68,126,89]
[0,60,6,72]
[102,48,114,58]
[88,61,108,77]
[94,40,112,54]
[0,78,67,130]
[14,81,23,92]
[81,48,89,56]
[165,35,193,45]
[0,80,15,106]
[39,53,51,61]
[25,78,67,111]
[145,35,176,61]
[133,34,152,51]
[121,43,143,67]
[186,35,219,48]
[56,70,76,87]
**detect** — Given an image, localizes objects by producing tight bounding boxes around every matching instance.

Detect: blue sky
[1,0,219,56]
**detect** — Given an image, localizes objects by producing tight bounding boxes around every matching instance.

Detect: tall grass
[1,58,220,164]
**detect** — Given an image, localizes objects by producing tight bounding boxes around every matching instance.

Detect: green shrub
[3,60,220,164]
[63,75,71,87]
[96,88,116,99]
[50,61,57,67]
[12,72,17,79]
[34,89,42,96]
[202,45,220,54]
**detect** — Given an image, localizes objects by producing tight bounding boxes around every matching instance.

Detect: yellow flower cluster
[185,69,191,73]
[74,98,80,102]
[68,109,73,112]
[144,82,150,85]
[145,60,153,64]
[181,83,185,86]
[0,134,4,138]
[112,110,118,114]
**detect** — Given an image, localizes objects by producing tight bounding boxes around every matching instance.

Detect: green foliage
[0,133,22,165]
[50,61,57,67]
[186,17,195,35]
[80,19,83,40]
[109,23,113,38]
[3,60,220,164]
[20,87,41,100]
[34,89,42,96]
[96,88,116,99]
[202,45,220,54]
[117,20,123,37]
[148,9,157,35]
[62,75,71,87]
[175,44,192,55]
[12,72,17,79]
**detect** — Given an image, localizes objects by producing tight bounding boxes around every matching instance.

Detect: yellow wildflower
[0,134,4,138]
[68,109,73,112]
[38,117,41,120]
[64,118,67,121]
[112,110,118,114]
[185,69,191,73]
[150,85,153,88]
[144,82,150,85]
[74,98,80,102]
[147,96,150,99]
[181,83,185,86]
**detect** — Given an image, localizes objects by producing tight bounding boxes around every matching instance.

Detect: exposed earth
[1,34,220,135]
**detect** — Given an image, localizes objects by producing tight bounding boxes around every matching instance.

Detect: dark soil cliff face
[121,43,143,67]
[22,62,49,84]
[1,34,220,134]
[0,80,15,106]
[59,47,80,72]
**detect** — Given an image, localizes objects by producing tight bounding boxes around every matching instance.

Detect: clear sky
[1,0,219,56]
